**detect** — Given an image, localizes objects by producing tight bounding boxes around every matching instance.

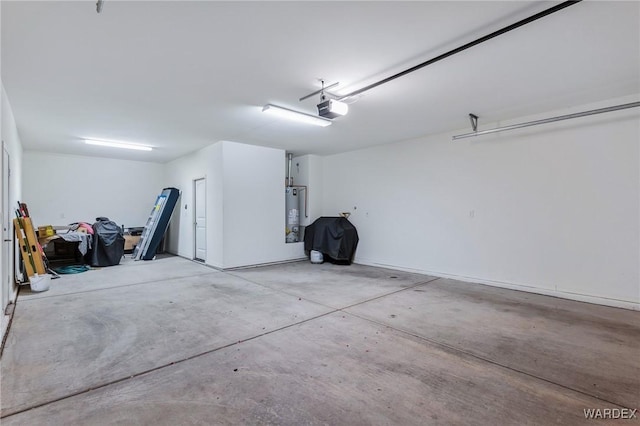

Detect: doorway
[193,178,206,262]
[2,142,11,312]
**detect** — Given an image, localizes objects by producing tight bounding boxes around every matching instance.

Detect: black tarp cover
[304,217,359,263]
[88,217,125,266]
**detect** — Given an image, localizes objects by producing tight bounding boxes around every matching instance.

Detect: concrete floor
[0,255,638,425]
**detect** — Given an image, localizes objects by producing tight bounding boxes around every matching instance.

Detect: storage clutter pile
[39,217,126,270]
[16,198,129,293]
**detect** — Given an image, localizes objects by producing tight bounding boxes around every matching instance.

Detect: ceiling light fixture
[262,104,332,127]
[84,139,153,151]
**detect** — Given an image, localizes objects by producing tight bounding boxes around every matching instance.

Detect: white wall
[165,141,305,269]
[322,96,640,309]
[164,142,224,267]
[222,142,303,268]
[1,82,24,336]
[291,154,324,227]
[22,152,164,229]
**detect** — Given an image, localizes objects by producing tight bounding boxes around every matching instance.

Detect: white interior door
[194,178,206,262]
[2,143,10,311]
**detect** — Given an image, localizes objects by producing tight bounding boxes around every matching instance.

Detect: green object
[53,265,90,274]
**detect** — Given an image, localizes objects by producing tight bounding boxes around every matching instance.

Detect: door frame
[1,141,11,312]
[193,177,206,262]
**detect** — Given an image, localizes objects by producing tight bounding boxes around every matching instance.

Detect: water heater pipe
[287,153,293,187]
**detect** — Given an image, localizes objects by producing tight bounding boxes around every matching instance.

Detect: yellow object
[38,225,55,237]
[15,218,47,276]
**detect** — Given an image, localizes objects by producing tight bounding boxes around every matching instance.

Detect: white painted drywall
[22,151,164,229]
[291,154,324,227]
[165,141,305,269]
[164,142,224,267]
[222,142,304,268]
[322,96,640,308]
[1,82,24,335]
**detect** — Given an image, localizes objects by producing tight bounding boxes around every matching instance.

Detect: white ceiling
[2,1,639,163]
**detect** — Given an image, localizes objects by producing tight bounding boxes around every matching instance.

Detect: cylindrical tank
[285,187,300,243]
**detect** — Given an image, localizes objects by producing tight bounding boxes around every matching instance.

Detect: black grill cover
[304,217,359,263]
[88,217,125,267]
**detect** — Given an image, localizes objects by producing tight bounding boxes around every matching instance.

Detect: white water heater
[285,187,300,243]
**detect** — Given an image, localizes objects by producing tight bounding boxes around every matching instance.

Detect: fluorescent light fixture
[317,99,349,119]
[84,139,153,151]
[262,104,332,127]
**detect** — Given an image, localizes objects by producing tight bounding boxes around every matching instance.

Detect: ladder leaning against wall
[132,187,180,261]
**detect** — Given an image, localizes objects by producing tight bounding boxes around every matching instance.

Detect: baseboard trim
[223,257,307,271]
[355,259,640,311]
[167,251,307,272]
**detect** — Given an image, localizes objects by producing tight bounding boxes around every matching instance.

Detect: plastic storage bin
[29,274,51,292]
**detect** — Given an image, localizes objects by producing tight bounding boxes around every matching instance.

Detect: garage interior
[1,1,638,424]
